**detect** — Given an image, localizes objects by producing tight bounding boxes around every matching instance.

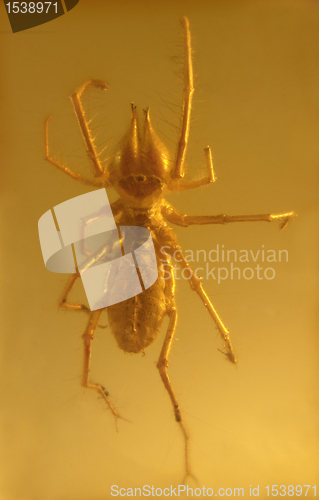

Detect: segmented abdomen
[107,276,167,353]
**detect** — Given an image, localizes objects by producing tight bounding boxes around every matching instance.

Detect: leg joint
[174,405,182,422]
[156,359,168,370]
[82,331,94,341]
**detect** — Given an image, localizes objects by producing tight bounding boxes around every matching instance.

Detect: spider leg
[172,17,194,179]
[79,199,124,257]
[169,146,216,191]
[82,310,125,427]
[45,116,102,187]
[170,18,215,196]
[71,79,111,183]
[157,257,195,481]
[59,273,107,328]
[59,202,123,310]
[165,245,237,364]
[157,308,194,481]
[50,235,116,408]
[59,273,90,313]
[58,235,110,313]
[162,201,296,230]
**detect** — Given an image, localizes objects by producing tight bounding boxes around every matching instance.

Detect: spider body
[44,18,295,479]
[93,105,177,353]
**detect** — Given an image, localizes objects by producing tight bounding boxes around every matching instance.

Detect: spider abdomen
[107,279,167,354]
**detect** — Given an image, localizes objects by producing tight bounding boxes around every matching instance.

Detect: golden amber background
[1,0,318,498]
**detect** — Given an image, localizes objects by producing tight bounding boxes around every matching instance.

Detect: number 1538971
[5,2,58,14]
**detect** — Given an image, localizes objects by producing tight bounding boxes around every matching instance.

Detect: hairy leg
[163,244,237,364]
[162,201,296,230]
[157,256,194,480]
[82,310,124,426]
[45,116,102,186]
[71,79,110,181]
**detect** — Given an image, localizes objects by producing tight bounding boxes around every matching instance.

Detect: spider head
[108,106,171,208]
